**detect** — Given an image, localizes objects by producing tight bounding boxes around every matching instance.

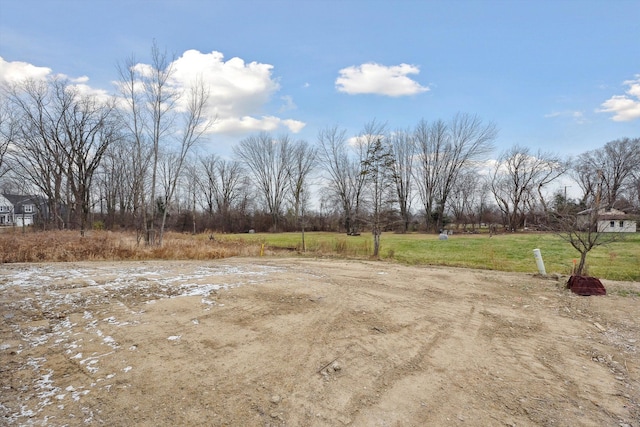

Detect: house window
[24,204,33,213]
[0,206,5,212]
[610,221,615,228]
[619,221,624,228]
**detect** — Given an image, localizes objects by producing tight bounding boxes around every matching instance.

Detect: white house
[577,207,637,233]
[0,194,47,227]
[0,194,13,225]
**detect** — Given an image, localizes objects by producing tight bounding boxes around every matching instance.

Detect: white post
[533,248,546,275]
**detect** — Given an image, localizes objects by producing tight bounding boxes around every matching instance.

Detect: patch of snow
[71,389,89,401]
[1,261,294,424]
[102,335,119,349]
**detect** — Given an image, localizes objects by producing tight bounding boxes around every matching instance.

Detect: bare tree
[4,79,67,228]
[61,87,120,235]
[448,169,480,230]
[198,154,219,217]
[180,157,201,234]
[388,128,415,232]
[116,54,153,240]
[0,99,16,180]
[145,42,178,243]
[117,42,179,244]
[317,125,369,235]
[234,133,291,232]
[198,155,246,232]
[490,146,529,231]
[285,139,317,249]
[534,155,568,218]
[95,134,132,229]
[5,78,120,234]
[490,145,564,231]
[629,167,640,211]
[572,138,640,210]
[348,125,372,236]
[554,178,622,276]
[317,126,350,233]
[475,181,495,230]
[414,114,496,232]
[157,79,210,244]
[438,114,496,230]
[414,119,446,232]
[571,154,598,206]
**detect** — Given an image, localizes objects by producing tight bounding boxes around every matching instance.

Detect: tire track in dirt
[2,259,638,426]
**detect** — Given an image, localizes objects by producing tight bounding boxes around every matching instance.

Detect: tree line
[1,45,639,246]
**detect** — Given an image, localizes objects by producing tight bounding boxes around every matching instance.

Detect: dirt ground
[1,258,639,427]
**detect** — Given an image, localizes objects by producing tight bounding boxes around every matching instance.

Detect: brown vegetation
[0,230,260,263]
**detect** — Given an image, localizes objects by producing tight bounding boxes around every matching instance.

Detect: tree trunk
[373,230,381,257]
[576,252,588,276]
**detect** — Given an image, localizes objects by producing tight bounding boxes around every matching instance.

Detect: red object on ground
[566,275,607,296]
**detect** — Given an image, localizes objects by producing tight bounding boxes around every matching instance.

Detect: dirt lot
[1,258,638,426]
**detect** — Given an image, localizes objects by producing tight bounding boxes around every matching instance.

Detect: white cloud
[346,135,364,147]
[335,62,429,97]
[70,83,112,101]
[1,52,305,136]
[70,75,90,84]
[0,57,111,103]
[346,134,386,148]
[544,110,586,124]
[213,116,305,134]
[157,49,303,134]
[132,63,154,79]
[279,95,296,112]
[171,50,279,113]
[598,74,640,121]
[0,56,52,84]
[282,118,306,133]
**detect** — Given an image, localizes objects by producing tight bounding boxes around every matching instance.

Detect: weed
[333,238,347,254]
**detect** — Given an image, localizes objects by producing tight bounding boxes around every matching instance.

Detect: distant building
[0,194,50,227]
[0,194,12,225]
[577,207,637,233]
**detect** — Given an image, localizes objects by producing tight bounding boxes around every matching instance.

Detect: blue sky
[1,0,639,160]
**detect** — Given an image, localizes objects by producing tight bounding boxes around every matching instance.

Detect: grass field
[218,231,640,282]
[1,229,638,281]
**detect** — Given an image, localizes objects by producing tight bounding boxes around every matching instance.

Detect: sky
[0,0,639,165]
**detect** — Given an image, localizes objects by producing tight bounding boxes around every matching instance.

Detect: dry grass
[0,230,261,263]
[3,230,638,282]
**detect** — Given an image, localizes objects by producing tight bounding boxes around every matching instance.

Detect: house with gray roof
[0,194,49,227]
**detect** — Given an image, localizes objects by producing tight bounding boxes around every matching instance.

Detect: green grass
[219,231,640,282]
[612,288,640,297]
